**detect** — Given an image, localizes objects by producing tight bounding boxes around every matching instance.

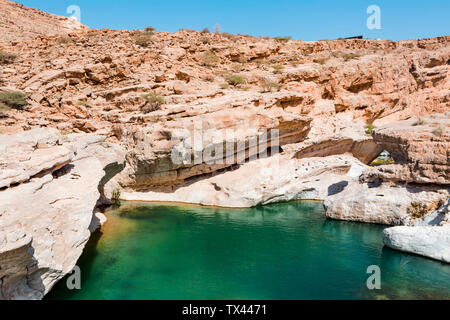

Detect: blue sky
[17,0,450,41]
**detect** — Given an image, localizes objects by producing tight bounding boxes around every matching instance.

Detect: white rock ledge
[383,226,450,263]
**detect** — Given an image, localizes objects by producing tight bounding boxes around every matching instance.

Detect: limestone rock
[383,225,450,263]
[0,128,125,300]
[120,154,366,208]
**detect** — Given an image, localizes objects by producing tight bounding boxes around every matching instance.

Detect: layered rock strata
[0,128,125,299]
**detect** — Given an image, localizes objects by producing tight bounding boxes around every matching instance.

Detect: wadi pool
[47,201,450,300]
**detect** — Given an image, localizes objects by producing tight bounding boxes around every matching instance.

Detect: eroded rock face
[324,114,450,226]
[381,199,449,263]
[324,182,449,225]
[120,154,366,208]
[370,113,450,185]
[0,0,449,279]
[0,129,125,299]
[0,25,448,136]
[0,0,88,46]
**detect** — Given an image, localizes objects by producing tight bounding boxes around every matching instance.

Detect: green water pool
[47,201,450,300]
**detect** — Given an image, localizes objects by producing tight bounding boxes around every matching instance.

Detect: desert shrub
[231,63,243,73]
[202,74,215,82]
[0,91,28,110]
[260,79,281,92]
[222,33,238,41]
[141,92,165,113]
[0,51,17,65]
[57,36,74,44]
[134,30,154,47]
[0,104,10,118]
[219,83,229,89]
[77,100,91,108]
[331,51,339,58]
[365,123,376,135]
[253,58,268,65]
[145,26,156,33]
[301,48,313,56]
[342,53,361,61]
[201,28,210,33]
[273,36,291,43]
[111,188,121,207]
[432,126,444,136]
[413,117,427,126]
[200,50,220,67]
[408,202,429,219]
[225,74,244,86]
[272,64,284,74]
[314,57,329,65]
[0,102,11,114]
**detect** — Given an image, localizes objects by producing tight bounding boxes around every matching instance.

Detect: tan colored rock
[120,154,366,207]
[369,113,450,185]
[325,115,450,225]
[0,0,89,45]
[324,181,449,225]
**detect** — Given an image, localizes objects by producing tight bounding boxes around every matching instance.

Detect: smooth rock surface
[0,129,125,299]
[383,225,450,263]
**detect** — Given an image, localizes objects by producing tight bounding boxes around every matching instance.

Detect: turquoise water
[47,201,450,300]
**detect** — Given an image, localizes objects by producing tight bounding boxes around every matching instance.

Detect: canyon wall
[0,0,449,298]
[0,128,125,299]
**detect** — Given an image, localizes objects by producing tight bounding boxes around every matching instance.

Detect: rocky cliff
[0,128,125,299]
[0,0,449,298]
[0,0,88,46]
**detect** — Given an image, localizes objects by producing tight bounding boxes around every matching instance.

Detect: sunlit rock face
[0,129,125,299]
[0,0,450,297]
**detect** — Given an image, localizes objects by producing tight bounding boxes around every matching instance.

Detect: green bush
[365,123,376,135]
[134,30,154,47]
[314,57,329,65]
[413,117,427,126]
[57,36,74,44]
[273,36,291,43]
[0,102,11,115]
[261,79,281,92]
[0,51,17,65]
[111,188,121,207]
[200,50,220,67]
[342,53,361,61]
[408,202,429,219]
[225,74,244,86]
[141,93,165,113]
[0,91,28,110]
[272,64,284,74]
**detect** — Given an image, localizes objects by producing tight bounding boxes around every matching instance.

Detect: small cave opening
[369,150,395,167]
[52,164,75,179]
